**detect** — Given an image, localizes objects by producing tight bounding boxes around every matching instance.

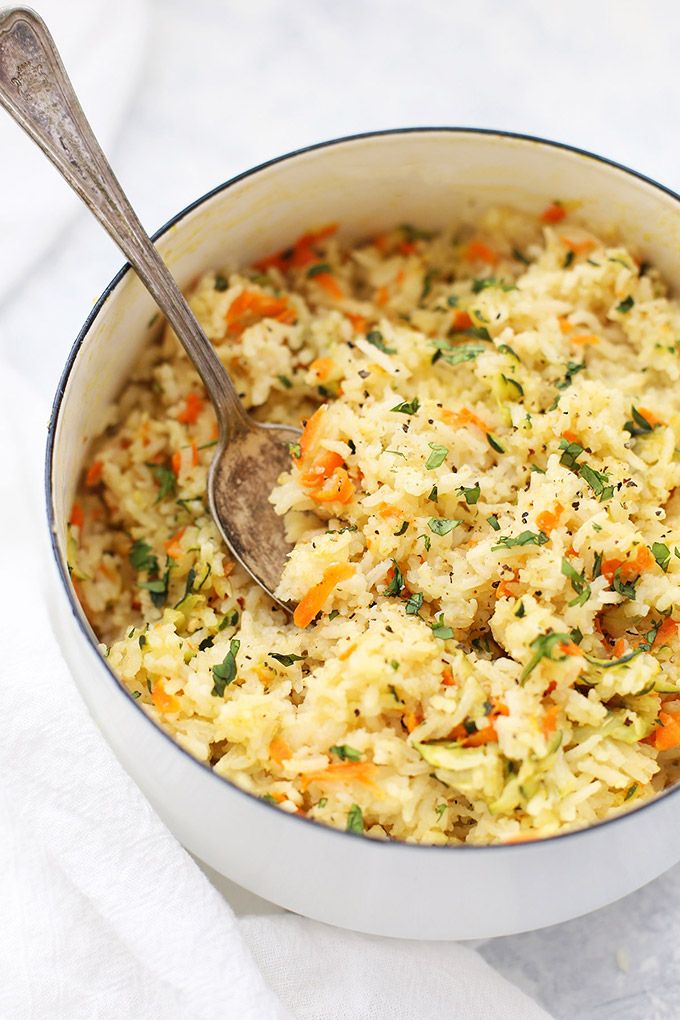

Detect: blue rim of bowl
[45,126,680,852]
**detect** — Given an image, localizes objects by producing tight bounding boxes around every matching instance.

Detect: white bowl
[47,128,680,940]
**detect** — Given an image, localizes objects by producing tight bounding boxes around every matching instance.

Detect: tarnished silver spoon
[0,7,299,609]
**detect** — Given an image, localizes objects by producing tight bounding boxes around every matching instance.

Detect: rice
[70,204,680,845]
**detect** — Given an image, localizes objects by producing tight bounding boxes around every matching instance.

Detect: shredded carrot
[558,641,583,657]
[338,641,357,662]
[312,272,344,300]
[560,235,596,255]
[164,527,186,560]
[299,449,344,489]
[541,202,566,224]
[449,699,508,747]
[612,637,627,658]
[345,312,367,334]
[254,223,338,272]
[226,290,296,334]
[403,707,423,733]
[558,317,574,333]
[561,429,579,444]
[171,451,182,476]
[496,570,519,599]
[571,333,600,346]
[637,406,664,428]
[602,546,654,583]
[308,357,335,382]
[269,737,292,765]
[375,285,389,307]
[544,680,557,696]
[600,557,624,583]
[69,502,84,528]
[299,406,327,464]
[536,502,564,536]
[378,503,402,519]
[542,705,560,736]
[651,710,680,751]
[309,467,354,504]
[441,667,455,686]
[299,760,379,793]
[463,240,499,266]
[294,563,355,628]
[151,680,180,714]
[397,239,417,255]
[442,406,493,434]
[452,310,473,331]
[395,269,405,286]
[372,233,388,252]
[177,392,204,424]
[653,617,678,648]
[85,460,103,487]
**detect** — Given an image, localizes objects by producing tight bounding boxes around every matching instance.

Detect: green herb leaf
[624,405,656,437]
[288,441,302,459]
[579,463,615,502]
[146,461,177,501]
[419,533,432,552]
[405,592,424,615]
[512,247,530,265]
[384,560,404,597]
[346,803,364,833]
[427,517,462,536]
[472,277,517,294]
[521,632,574,682]
[427,485,438,502]
[616,295,635,314]
[393,521,409,536]
[277,374,293,389]
[493,530,548,550]
[487,514,501,531]
[592,551,603,579]
[214,273,228,291]
[330,744,362,761]
[212,639,240,697]
[459,483,480,505]
[563,250,575,269]
[366,330,396,354]
[139,568,170,608]
[555,361,585,392]
[426,443,448,470]
[651,542,671,572]
[391,397,420,415]
[307,262,332,278]
[487,433,505,453]
[561,558,591,606]
[612,567,638,601]
[435,803,447,819]
[129,539,158,573]
[559,438,584,471]
[269,652,304,667]
[436,341,486,366]
[431,614,454,640]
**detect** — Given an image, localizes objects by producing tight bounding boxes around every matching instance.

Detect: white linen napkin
[0,372,553,1020]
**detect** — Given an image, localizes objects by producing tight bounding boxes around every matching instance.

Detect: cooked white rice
[70,204,680,844]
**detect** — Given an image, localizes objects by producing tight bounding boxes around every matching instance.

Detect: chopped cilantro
[563,250,575,269]
[433,340,486,366]
[559,438,584,471]
[651,542,671,572]
[427,517,461,536]
[129,539,158,573]
[318,798,328,808]
[307,262,332,278]
[514,600,525,618]
[431,614,454,640]
[277,374,293,389]
[427,485,438,502]
[435,803,447,819]
[212,639,240,697]
[612,568,638,600]
[472,276,516,294]
[328,609,340,621]
[512,246,530,265]
[346,804,364,833]
[579,463,615,502]
[391,397,420,415]
[330,744,361,761]
[426,443,448,470]
[459,483,480,505]
[214,273,228,291]
[269,652,304,667]
[146,461,177,501]
[556,361,585,392]
[487,515,501,531]
[405,592,424,615]
[624,405,656,437]
[616,296,635,314]
[366,330,396,354]
[419,533,432,552]
[624,783,638,801]
[592,551,603,579]
[384,560,404,596]
[139,568,170,608]
[561,558,591,606]
[493,530,548,550]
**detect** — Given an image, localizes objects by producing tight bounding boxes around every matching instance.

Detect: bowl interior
[49,128,680,620]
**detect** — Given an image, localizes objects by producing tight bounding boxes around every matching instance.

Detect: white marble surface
[3,1,680,1016]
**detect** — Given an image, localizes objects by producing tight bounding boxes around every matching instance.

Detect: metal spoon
[0,7,300,610]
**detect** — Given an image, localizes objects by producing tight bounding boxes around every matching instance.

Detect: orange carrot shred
[69,502,85,528]
[294,563,355,628]
[313,272,344,300]
[452,310,473,331]
[463,240,499,266]
[164,527,186,560]
[536,502,563,537]
[300,449,344,489]
[309,357,335,382]
[299,760,379,793]
[151,680,180,714]
[653,618,678,648]
[177,392,204,424]
[309,467,354,504]
[85,460,103,487]
[651,710,680,751]
[571,333,599,346]
[560,236,595,255]
[637,406,664,427]
[561,429,579,444]
[541,202,566,224]
[542,705,560,736]
[269,737,292,764]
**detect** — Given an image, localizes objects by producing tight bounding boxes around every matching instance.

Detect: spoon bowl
[0,6,297,607]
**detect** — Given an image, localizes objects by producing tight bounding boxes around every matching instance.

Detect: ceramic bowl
[47,128,680,939]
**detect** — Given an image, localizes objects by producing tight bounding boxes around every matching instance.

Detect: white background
[2,1,680,1016]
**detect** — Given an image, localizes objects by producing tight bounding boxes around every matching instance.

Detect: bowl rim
[45,125,680,855]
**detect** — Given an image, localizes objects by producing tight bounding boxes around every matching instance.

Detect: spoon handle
[0,7,250,439]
